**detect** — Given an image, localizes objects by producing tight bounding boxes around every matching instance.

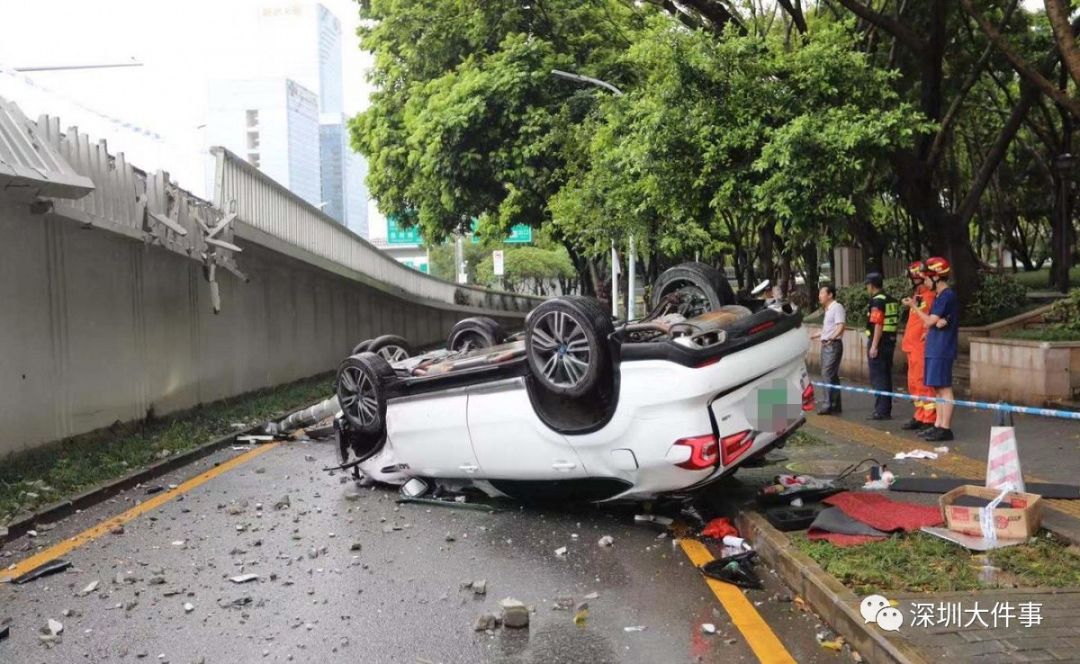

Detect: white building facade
[206,78,321,206]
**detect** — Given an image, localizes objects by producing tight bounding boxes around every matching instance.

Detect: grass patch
[1005,327,1080,342]
[791,530,1080,595]
[0,374,332,526]
[1012,266,1080,290]
[992,534,1080,587]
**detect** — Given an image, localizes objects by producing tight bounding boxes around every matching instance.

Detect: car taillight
[674,434,719,470]
[748,320,775,335]
[720,429,754,465]
[801,383,815,411]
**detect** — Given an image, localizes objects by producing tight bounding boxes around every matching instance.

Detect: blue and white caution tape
[810,381,1080,421]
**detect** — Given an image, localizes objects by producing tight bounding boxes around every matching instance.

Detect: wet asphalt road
[0,440,836,664]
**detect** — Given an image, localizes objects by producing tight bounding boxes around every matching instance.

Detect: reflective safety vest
[865,292,899,338]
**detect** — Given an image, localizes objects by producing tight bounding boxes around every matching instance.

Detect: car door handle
[459,464,479,473]
[552,461,577,471]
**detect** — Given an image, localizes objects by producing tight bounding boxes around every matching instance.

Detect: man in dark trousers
[864,272,899,420]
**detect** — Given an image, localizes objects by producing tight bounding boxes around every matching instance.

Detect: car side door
[386,390,483,479]
[466,378,587,479]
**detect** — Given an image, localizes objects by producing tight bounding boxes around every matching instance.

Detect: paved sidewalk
[809,377,1080,543]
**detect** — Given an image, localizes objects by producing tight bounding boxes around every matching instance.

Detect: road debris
[145,485,165,495]
[573,602,589,626]
[473,613,499,632]
[350,541,363,552]
[598,535,614,547]
[583,591,599,600]
[110,525,125,535]
[46,619,63,636]
[0,624,8,642]
[11,559,71,584]
[274,495,291,510]
[184,603,195,613]
[552,597,574,611]
[701,623,717,635]
[499,598,530,628]
[623,625,647,632]
[230,574,259,584]
[554,546,568,557]
[77,580,100,597]
[471,579,487,596]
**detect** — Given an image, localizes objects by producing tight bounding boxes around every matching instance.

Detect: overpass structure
[0,96,540,455]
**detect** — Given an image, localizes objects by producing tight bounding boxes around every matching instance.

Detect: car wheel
[525,296,613,398]
[447,316,505,352]
[351,339,373,356]
[651,262,736,317]
[336,352,395,435]
[366,334,414,363]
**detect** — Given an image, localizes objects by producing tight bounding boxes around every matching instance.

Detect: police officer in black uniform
[864,272,899,421]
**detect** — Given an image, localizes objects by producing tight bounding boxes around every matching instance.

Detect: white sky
[0,0,374,197]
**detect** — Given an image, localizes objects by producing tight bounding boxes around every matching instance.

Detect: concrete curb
[0,397,326,545]
[736,511,929,664]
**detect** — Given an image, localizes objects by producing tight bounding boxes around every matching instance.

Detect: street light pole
[12,61,144,73]
[550,69,634,319]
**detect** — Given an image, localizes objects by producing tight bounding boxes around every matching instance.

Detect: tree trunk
[801,242,820,304]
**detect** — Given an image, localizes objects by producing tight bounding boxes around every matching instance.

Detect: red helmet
[925,256,951,279]
[907,260,928,280]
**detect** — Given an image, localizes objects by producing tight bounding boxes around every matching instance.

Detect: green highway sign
[387,215,423,245]
[469,220,533,244]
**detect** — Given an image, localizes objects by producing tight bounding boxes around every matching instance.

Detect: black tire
[650,262,736,317]
[336,352,395,435]
[525,296,613,398]
[447,316,505,352]
[351,339,373,356]
[366,335,414,363]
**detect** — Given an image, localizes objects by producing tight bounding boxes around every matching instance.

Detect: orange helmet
[907,260,928,280]
[925,256,951,279]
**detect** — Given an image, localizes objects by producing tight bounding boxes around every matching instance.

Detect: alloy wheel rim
[338,366,379,427]
[530,310,591,388]
[376,345,409,362]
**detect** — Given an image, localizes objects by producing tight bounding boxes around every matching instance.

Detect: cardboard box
[940,485,1043,540]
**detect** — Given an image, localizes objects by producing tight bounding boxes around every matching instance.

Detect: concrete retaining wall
[970,337,1080,406]
[0,199,526,456]
[803,324,908,382]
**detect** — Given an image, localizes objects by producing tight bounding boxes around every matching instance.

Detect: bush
[962,273,1028,326]
[1041,288,1080,334]
[836,276,910,327]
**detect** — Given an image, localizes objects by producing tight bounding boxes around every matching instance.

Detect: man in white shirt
[813,284,846,415]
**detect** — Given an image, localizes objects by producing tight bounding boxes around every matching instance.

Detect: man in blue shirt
[903,256,958,442]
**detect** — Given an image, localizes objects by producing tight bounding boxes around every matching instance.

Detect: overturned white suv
[333,263,812,503]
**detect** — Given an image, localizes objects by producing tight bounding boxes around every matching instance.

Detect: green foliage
[963,273,1029,326]
[836,276,910,327]
[474,245,574,294]
[1042,288,1080,334]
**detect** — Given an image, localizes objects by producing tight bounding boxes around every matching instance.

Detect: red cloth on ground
[806,529,887,547]
[823,491,943,532]
[701,517,738,540]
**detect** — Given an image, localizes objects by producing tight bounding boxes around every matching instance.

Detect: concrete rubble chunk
[110,525,125,535]
[472,613,499,632]
[552,597,574,611]
[598,535,614,547]
[230,574,259,584]
[471,579,486,596]
[554,546,567,557]
[274,495,291,510]
[78,580,99,596]
[183,603,195,613]
[499,598,529,629]
[583,591,599,600]
[701,623,716,635]
[349,542,362,552]
[46,619,63,636]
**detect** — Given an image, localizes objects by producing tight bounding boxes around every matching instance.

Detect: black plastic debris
[765,506,821,532]
[145,486,165,495]
[700,551,762,590]
[11,559,72,585]
[0,624,9,642]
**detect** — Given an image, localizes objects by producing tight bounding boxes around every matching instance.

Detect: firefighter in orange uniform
[899,261,937,432]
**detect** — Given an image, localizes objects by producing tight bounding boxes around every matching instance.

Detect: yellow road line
[807,414,1080,520]
[678,538,797,664]
[1,443,279,583]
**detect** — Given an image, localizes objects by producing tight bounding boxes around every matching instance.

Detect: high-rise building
[206,78,321,207]
[319,116,368,237]
[251,1,368,235]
